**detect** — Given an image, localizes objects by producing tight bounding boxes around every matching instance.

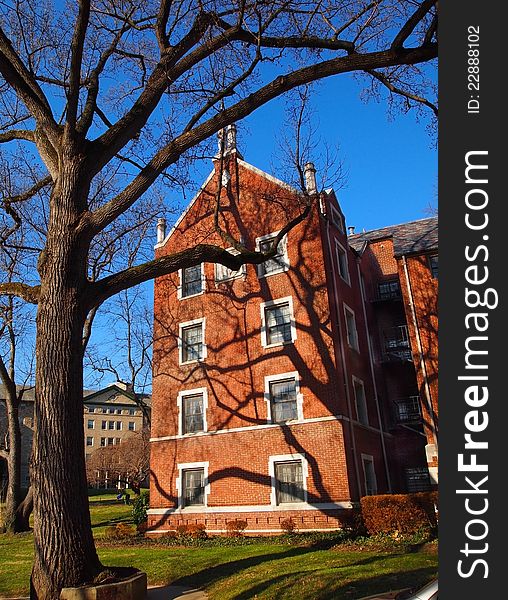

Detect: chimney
[304,162,317,195]
[156,217,166,244]
[226,124,237,152]
[348,226,356,235]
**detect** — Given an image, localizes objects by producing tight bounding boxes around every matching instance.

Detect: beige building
[83,382,150,458]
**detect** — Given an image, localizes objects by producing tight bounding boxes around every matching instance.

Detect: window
[268,377,299,423]
[180,320,205,364]
[362,455,377,496]
[87,419,94,429]
[182,394,205,434]
[101,420,107,430]
[378,280,401,300]
[129,408,136,415]
[215,248,245,282]
[115,408,122,415]
[344,305,359,351]
[329,204,345,232]
[107,438,114,446]
[88,407,95,413]
[335,242,350,283]
[115,438,121,445]
[100,437,106,447]
[86,436,93,447]
[275,461,305,504]
[256,233,289,277]
[180,264,203,298]
[182,469,205,506]
[428,254,438,279]
[128,421,135,431]
[116,421,122,430]
[108,421,115,430]
[353,378,369,425]
[261,297,295,347]
[107,408,115,414]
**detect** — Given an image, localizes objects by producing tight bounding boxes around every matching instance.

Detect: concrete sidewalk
[147,584,208,599]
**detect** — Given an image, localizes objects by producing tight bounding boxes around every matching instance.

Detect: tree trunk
[15,485,33,531]
[3,401,23,533]
[30,169,102,599]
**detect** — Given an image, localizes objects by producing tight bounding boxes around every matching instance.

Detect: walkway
[147,584,208,599]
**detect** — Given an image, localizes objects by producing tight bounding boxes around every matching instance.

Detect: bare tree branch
[0,282,40,304]
[66,0,91,130]
[391,0,437,50]
[0,129,35,143]
[366,69,438,115]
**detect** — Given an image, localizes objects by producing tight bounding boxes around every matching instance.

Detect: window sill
[178,290,205,300]
[262,339,295,350]
[257,266,290,279]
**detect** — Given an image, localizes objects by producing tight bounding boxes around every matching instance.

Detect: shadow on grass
[92,514,132,529]
[232,566,437,600]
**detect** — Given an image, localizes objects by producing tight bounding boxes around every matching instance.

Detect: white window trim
[343,303,359,351]
[361,453,378,496]
[116,421,122,431]
[255,231,289,278]
[178,317,207,365]
[86,436,94,447]
[260,296,297,348]
[268,453,308,506]
[215,248,246,282]
[176,461,210,510]
[128,421,136,431]
[264,371,304,423]
[334,240,350,285]
[177,263,205,300]
[177,387,208,436]
[87,420,95,429]
[329,204,345,233]
[352,376,369,426]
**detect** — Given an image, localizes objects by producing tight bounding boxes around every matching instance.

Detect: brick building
[148,131,438,534]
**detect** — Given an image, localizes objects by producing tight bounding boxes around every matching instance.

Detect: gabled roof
[83,384,151,407]
[348,216,438,257]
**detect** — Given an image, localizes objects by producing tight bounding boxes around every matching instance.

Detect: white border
[352,376,369,426]
[260,296,297,348]
[177,387,208,436]
[177,263,205,300]
[255,231,289,278]
[215,248,246,282]
[176,461,210,510]
[361,453,378,496]
[343,303,359,351]
[178,317,207,365]
[269,453,308,506]
[329,203,345,233]
[334,239,351,285]
[147,501,353,516]
[264,371,303,423]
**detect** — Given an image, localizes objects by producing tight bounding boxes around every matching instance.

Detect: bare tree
[0,1,437,597]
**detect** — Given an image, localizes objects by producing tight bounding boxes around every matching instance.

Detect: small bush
[175,523,208,539]
[131,491,149,526]
[360,492,438,536]
[280,518,298,534]
[103,523,137,539]
[226,519,248,536]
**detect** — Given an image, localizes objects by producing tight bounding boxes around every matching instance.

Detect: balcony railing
[381,325,412,362]
[393,396,422,424]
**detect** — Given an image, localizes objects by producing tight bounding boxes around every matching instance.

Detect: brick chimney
[304,162,317,195]
[156,217,166,244]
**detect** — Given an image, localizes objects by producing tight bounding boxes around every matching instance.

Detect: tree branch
[0,129,35,144]
[2,175,52,205]
[83,42,436,235]
[366,69,438,116]
[0,283,40,304]
[66,0,91,129]
[391,0,437,50]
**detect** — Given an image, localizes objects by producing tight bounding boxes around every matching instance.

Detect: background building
[148,134,438,535]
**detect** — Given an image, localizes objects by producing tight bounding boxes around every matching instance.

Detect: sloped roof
[348,216,438,257]
[0,384,150,406]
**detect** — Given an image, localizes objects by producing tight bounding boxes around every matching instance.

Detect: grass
[0,496,438,600]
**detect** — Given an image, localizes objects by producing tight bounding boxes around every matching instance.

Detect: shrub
[131,491,149,526]
[280,517,298,534]
[226,519,248,536]
[176,523,208,539]
[103,523,137,539]
[360,492,438,536]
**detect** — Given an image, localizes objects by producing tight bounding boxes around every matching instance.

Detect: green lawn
[0,498,438,599]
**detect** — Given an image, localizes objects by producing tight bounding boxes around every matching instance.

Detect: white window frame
[87,419,95,430]
[361,453,378,496]
[215,248,246,282]
[128,421,135,431]
[260,296,297,348]
[352,376,369,426]
[343,303,359,351]
[179,318,207,365]
[86,436,94,447]
[264,372,303,424]
[334,240,350,285]
[176,461,210,509]
[178,263,205,300]
[256,231,289,278]
[116,421,122,431]
[329,204,345,233]
[269,453,308,506]
[177,387,208,436]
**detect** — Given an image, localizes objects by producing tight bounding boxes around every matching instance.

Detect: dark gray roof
[348,217,438,257]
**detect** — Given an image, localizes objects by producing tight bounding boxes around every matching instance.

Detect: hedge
[360,492,438,535]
